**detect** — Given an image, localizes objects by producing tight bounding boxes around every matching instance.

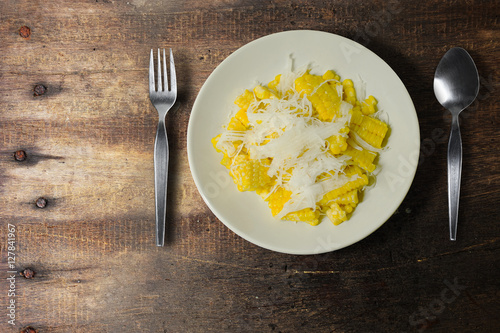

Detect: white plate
[187,30,419,255]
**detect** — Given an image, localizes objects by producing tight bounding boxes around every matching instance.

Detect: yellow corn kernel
[342,79,357,105]
[211,134,222,152]
[234,89,255,110]
[220,153,232,169]
[284,208,321,226]
[344,144,377,173]
[344,165,365,177]
[259,131,280,146]
[350,107,363,124]
[352,103,361,115]
[326,203,347,225]
[319,174,369,206]
[343,79,354,87]
[254,85,278,100]
[255,187,271,200]
[230,157,273,192]
[265,186,292,216]
[349,109,388,148]
[326,135,348,155]
[268,74,281,90]
[307,218,321,226]
[326,127,349,155]
[330,189,359,206]
[361,95,378,115]
[341,203,355,214]
[318,189,358,212]
[227,116,247,131]
[316,171,333,183]
[322,70,340,81]
[295,72,341,121]
[235,108,249,127]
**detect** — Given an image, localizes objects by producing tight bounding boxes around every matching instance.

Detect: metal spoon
[433,47,479,241]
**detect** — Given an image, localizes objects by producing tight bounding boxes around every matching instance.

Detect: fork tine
[169,48,177,94]
[149,49,155,93]
[157,49,162,91]
[162,49,168,91]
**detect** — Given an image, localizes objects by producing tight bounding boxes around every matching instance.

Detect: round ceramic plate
[187,30,419,255]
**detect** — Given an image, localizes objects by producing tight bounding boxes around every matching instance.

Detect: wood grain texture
[1,0,499,332]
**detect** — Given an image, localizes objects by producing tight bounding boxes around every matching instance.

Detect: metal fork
[149,48,177,246]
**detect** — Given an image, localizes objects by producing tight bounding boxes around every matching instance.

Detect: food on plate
[212,66,389,226]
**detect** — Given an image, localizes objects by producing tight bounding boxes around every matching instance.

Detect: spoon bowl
[433,47,479,240]
[434,48,479,114]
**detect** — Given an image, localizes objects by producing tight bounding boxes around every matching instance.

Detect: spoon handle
[447,114,462,241]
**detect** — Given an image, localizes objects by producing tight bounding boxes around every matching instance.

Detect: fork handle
[154,118,168,246]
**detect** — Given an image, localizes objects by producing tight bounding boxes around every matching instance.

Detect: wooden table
[1,1,498,332]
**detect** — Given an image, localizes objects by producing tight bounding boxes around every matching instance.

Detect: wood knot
[14,150,27,161]
[33,84,47,96]
[19,26,31,39]
[21,268,35,279]
[35,197,48,209]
